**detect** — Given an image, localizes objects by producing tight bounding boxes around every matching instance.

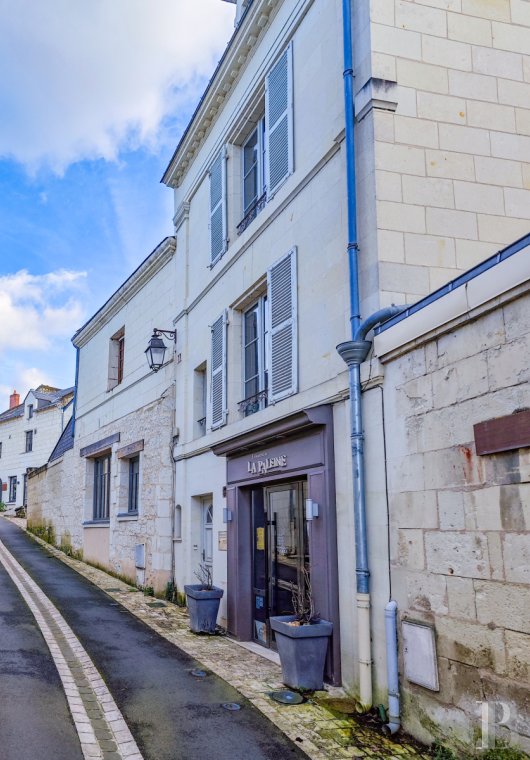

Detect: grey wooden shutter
[267,248,297,402]
[265,43,293,198]
[211,311,227,429]
[209,148,227,264]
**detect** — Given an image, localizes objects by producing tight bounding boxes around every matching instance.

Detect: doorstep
[233,638,281,666]
[23,527,430,760]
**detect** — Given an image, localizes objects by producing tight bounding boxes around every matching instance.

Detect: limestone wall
[380,289,530,752]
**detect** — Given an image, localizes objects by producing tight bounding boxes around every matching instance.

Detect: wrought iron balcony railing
[236,191,267,235]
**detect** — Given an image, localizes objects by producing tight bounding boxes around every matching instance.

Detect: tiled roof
[49,416,75,462]
[0,404,24,422]
[0,385,74,422]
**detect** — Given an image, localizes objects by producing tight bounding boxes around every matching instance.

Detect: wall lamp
[145,329,176,372]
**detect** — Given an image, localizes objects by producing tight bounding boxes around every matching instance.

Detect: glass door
[251,481,308,648]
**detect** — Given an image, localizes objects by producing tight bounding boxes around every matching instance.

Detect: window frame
[8,476,17,503]
[25,430,33,453]
[242,117,266,216]
[128,455,140,515]
[241,295,269,416]
[93,454,111,521]
[28,404,33,419]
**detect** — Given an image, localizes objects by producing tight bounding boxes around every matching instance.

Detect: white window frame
[241,295,269,415]
[242,117,266,217]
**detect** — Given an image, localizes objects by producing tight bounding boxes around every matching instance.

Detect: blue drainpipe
[71,346,80,439]
[337,0,404,710]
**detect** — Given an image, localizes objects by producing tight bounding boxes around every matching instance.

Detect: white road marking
[0,539,144,760]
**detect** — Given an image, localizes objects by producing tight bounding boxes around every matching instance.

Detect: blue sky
[0,0,235,410]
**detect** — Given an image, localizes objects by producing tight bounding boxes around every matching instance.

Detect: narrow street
[0,519,307,760]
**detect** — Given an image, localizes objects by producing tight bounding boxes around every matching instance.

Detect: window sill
[82,520,110,528]
[117,512,139,522]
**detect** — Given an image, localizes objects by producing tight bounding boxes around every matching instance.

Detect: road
[0,518,307,760]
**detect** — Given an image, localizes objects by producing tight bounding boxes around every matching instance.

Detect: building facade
[374,234,530,752]
[0,385,73,512]
[27,0,530,751]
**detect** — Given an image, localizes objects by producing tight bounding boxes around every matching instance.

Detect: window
[93,455,111,520]
[194,363,207,437]
[23,474,28,506]
[241,119,266,226]
[25,430,33,453]
[0,442,2,459]
[209,148,227,265]
[211,311,228,430]
[8,476,16,503]
[28,404,33,419]
[268,248,298,402]
[108,327,125,390]
[241,296,268,416]
[128,456,139,514]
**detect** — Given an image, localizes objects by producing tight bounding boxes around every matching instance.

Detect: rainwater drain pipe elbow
[384,600,400,735]
[336,305,404,709]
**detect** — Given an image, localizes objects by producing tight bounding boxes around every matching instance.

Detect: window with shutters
[211,312,227,429]
[209,148,227,265]
[239,296,269,416]
[108,327,125,390]
[265,43,293,199]
[267,248,298,403]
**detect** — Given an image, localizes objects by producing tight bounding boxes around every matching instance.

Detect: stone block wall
[382,291,530,752]
[366,0,530,307]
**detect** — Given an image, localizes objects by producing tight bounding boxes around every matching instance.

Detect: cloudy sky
[0,0,235,411]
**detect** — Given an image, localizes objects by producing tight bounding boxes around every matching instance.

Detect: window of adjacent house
[23,474,27,506]
[243,118,266,217]
[93,455,111,520]
[194,363,207,437]
[25,430,33,453]
[8,476,16,503]
[128,456,140,514]
[242,296,268,416]
[108,327,125,390]
[28,404,33,419]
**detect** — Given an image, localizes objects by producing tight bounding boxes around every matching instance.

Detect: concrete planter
[270,615,333,691]
[184,584,224,634]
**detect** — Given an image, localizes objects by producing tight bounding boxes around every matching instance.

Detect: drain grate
[190,669,207,678]
[270,690,304,705]
[146,601,166,608]
[222,702,242,711]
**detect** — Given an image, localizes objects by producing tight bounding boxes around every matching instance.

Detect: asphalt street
[0,518,307,760]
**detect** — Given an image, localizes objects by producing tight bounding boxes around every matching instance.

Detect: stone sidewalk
[13,520,430,760]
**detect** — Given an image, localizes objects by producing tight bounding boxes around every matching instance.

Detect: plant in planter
[270,568,333,691]
[184,564,224,634]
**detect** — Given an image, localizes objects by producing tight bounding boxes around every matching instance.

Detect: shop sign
[247,453,287,476]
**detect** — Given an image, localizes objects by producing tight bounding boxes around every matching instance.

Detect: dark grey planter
[270,615,333,691]
[184,584,224,634]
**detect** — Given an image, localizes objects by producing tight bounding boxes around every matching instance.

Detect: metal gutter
[375,232,530,335]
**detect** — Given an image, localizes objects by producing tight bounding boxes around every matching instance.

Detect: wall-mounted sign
[247,453,287,476]
[218,531,227,551]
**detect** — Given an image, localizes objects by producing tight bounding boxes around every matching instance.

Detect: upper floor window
[8,476,16,503]
[194,362,207,438]
[240,296,268,416]
[211,312,228,430]
[108,327,125,390]
[28,404,33,419]
[25,430,33,453]
[93,455,111,520]
[265,43,294,198]
[0,442,2,458]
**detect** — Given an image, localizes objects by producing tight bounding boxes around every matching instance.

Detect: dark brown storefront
[212,405,341,685]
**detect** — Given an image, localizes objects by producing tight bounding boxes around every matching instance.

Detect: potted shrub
[184,564,224,634]
[270,569,333,691]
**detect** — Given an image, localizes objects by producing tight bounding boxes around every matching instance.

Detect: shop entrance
[251,480,308,648]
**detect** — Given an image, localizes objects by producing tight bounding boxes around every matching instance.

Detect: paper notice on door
[256,527,265,551]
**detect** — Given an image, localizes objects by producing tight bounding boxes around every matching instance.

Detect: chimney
[9,390,20,409]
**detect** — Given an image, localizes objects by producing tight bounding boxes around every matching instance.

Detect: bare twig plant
[290,567,320,625]
[194,563,213,590]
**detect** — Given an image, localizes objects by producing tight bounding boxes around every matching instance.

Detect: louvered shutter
[209,148,227,264]
[265,44,293,198]
[267,248,297,402]
[211,311,227,429]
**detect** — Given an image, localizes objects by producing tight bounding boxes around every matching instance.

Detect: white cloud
[0,269,87,353]
[0,0,235,172]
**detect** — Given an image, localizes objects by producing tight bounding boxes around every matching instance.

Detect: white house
[0,385,74,511]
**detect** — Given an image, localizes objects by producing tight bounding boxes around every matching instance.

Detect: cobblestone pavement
[13,520,431,760]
